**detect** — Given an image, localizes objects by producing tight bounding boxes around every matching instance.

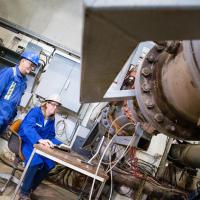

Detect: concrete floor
[0,161,77,200]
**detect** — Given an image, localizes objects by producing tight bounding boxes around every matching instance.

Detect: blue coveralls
[19,107,61,195]
[0,66,27,133]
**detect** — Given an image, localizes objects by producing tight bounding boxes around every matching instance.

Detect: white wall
[0,0,83,53]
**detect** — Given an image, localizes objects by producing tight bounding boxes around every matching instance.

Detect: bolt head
[145,99,154,109]
[142,67,151,77]
[104,121,108,126]
[156,45,165,51]
[154,113,164,123]
[142,83,151,92]
[147,54,155,63]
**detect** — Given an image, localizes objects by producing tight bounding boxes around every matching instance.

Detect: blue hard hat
[21,51,39,66]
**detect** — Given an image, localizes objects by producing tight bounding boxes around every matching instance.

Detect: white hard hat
[45,94,61,105]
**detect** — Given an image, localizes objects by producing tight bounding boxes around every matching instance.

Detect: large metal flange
[135,44,200,140]
[101,106,115,135]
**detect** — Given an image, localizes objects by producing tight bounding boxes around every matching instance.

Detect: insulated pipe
[169,144,200,168]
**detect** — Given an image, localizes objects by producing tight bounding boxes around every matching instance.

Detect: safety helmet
[45,94,62,105]
[21,51,39,66]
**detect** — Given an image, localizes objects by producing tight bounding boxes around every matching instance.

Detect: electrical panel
[36,53,81,113]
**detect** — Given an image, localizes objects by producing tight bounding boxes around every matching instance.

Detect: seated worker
[18,94,62,200]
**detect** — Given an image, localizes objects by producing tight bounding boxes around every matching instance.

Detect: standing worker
[18,94,62,200]
[0,51,39,133]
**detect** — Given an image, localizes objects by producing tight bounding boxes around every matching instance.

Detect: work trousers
[20,164,50,195]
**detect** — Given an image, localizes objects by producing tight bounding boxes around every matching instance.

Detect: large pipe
[169,144,200,168]
[113,168,185,199]
[161,41,200,124]
[135,40,200,140]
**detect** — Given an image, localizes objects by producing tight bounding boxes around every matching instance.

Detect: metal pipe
[169,144,200,168]
[135,40,200,140]
[112,169,184,199]
[161,42,200,124]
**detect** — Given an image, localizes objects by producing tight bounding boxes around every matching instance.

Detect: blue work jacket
[19,107,62,170]
[0,66,27,132]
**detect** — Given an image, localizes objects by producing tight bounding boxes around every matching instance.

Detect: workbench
[11,144,108,200]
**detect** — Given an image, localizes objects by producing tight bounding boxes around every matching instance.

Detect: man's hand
[38,139,54,148]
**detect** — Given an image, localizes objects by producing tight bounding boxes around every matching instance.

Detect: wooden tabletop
[34,144,108,180]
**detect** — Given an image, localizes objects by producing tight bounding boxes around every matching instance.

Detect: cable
[116,163,188,199]
[107,114,131,138]
[88,114,135,199]
[108,151,113,200]
[88,117,124,200]
[108,113,135,136]
[106,131,136,173]
[88,134,117,200]
[40,51,48,64]
[110,144,188,199]
[88,122,135,200]
[146,176,188,199]
[39,59,46,68]
[56,119,69,140]
[101,144,125,165]
[86,103,101,122]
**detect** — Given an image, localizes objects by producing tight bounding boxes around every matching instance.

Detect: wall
[0,0,83,53]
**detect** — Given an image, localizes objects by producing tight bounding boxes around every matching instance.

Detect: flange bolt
[142,67,151,77]
[145,99,154,109]
[154,113,164,123]
[142,83,151,92]
[147,54,155,63]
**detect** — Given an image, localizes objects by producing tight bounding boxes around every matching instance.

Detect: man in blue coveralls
[0,51,39,133]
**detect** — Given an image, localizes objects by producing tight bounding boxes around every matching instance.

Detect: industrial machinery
[0,1,200,200]
[135,41,200,140]
[79,1,200,200]
[81,1,200,140]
